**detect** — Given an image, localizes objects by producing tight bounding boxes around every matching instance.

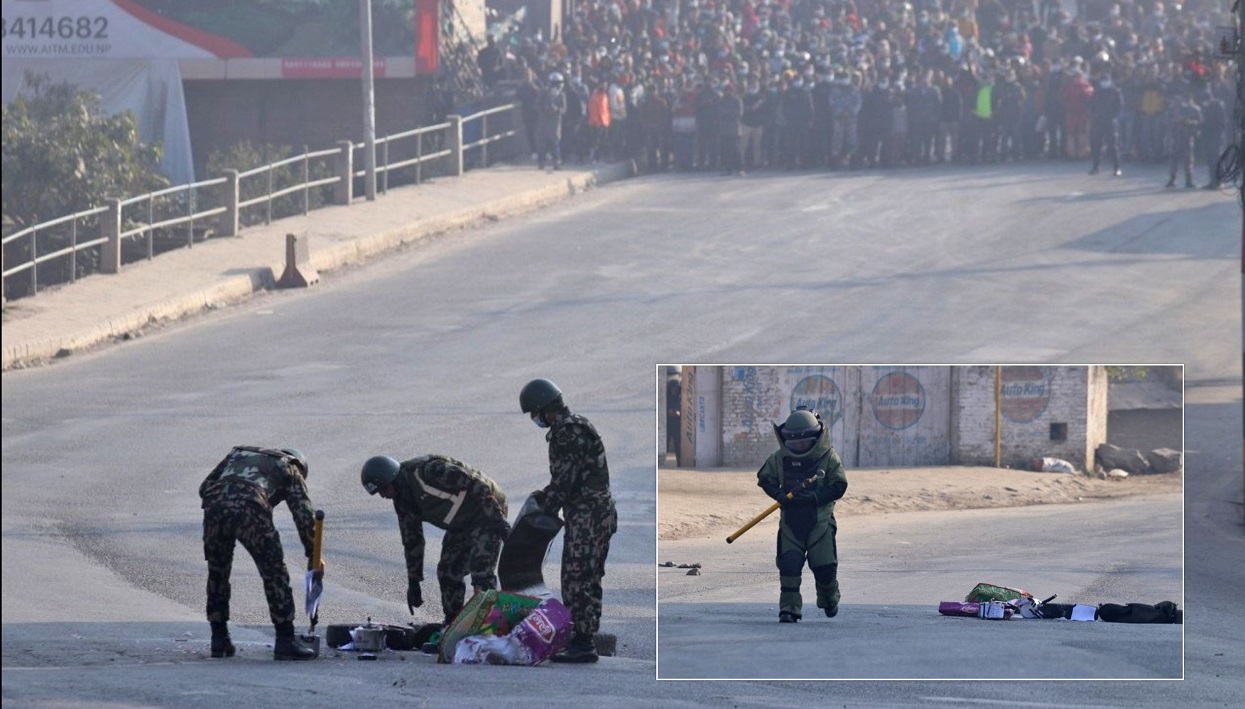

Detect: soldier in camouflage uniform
[520,378,618,663]
[360,454,510,626]
[757,408,849,623]
[200,446,318,660]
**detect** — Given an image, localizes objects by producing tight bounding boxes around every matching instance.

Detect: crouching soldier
[757,408,849,623]
[361,454,510,626]
[200,446,319,660]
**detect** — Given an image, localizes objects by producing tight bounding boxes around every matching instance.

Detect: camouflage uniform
[756,429,848,618]
[540,411,618,639]
[200,446,315,627]
[392,455,510,624]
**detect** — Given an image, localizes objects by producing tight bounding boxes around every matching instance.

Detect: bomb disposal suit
[756,409,849,622]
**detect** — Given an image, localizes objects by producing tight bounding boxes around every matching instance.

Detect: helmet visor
[782,425,821,455]
[785,437,817,455]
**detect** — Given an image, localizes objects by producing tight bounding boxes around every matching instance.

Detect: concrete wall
[658,366,666,466]
[678,365,1108,471]
[1108,410,1184,452]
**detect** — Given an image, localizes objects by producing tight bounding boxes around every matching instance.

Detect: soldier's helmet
[281,448,309,478]
[520,378,563,414]
[780,408,823,455]
[361,455,401,495]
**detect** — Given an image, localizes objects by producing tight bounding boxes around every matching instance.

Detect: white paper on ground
[1071,605,1097,621]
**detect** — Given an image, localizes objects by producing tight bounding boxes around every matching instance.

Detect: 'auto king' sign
[871,371,926,430]
[789,375,841,426]
[1000,366,1051,423]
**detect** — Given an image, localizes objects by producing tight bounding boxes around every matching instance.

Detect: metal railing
[1,205,109,295]
[117,178,228,261]
[353,122,452,193]
[237,148,338,225]
[1,103,520,303]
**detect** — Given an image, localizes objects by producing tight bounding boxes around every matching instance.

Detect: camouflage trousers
[561,501,619,638]
[438,513,508,624]
[203,498,295,627]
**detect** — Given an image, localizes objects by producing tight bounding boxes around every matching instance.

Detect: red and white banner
[1,0,250,59]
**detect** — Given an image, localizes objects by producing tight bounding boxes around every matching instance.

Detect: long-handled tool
[305,509,325,633]
[726,472,822,544]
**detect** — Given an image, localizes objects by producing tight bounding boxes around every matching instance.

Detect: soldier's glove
[788,489,819,508]
[407,580,424,614]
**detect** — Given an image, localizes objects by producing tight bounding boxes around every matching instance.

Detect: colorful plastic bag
[509,597,572,664]
[964,582,1033,604]
[437,590,541,663]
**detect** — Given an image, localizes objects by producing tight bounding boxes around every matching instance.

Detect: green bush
[2,73,167,296]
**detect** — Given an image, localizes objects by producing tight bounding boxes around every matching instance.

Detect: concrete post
[101,198,122,275]
[447,115,464,177]
[220,169,240,237]
[334,140,354,205]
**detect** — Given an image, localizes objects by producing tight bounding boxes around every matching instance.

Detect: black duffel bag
[1096,601,1183,624]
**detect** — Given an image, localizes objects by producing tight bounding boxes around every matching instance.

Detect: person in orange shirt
[587,81,612,162]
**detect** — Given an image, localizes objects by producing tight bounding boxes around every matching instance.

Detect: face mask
[532,413,550,429]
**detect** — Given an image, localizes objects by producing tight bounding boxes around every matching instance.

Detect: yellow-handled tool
[726,473,821,544]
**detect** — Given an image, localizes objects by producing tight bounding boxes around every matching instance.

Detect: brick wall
[952,366,1106,469]
[686,365,1107,471]
[720,366,785,467]
[183,78,434,180]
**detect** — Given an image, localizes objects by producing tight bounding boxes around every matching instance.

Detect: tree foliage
[1,73,168,230]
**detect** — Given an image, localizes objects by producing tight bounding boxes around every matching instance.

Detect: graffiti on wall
[870,371,926,430]
[1001,366,1051,423]
[734,366,763,437]
[790,374,842,427]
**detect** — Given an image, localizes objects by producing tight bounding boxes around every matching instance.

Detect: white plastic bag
[452,634,530,665]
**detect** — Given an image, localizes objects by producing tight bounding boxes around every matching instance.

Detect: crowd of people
[481,0,1238,188]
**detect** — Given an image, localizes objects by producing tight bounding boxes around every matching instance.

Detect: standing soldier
[757,408,849,623]
[360,454,510,627]
[1088,72,1123,176]
[200,446,319,660]
[1164,90,1202,188]
[520,378,618,663]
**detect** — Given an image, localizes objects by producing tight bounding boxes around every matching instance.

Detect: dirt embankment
[658,466,1182,541]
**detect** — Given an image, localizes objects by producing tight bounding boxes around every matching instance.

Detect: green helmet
[779,408,823,455]
[520,378,563,414]
[361,455,400,495]
[280,448,308,478]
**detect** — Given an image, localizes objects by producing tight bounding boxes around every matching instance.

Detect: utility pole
[359,0,378,201]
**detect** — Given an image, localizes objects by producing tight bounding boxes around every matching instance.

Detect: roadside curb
[309,162,631,274]
[1,162,633,371]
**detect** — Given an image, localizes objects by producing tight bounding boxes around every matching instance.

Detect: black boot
[779,611,801,623]
[273,623,316,661]
[210,621,235,658]
[550,634,599,663]
[824,604,839,618]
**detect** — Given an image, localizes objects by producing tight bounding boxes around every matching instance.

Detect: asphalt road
[658,495,1183,679]
[3,160,1241,708]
